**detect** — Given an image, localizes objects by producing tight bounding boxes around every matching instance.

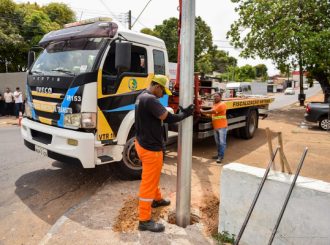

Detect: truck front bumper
[21,118,96,168]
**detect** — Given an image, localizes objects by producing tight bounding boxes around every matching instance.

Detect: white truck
[22,17,273,179]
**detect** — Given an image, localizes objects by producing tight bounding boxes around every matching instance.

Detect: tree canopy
[141,16,237,74]
[227,0,330,101]
[0,0,75,72]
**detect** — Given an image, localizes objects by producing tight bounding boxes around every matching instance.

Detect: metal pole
[298,0,305,106]
[128,10,132,30]
[234,147,279,245]
[268,147,308,244]
[176,0,195,228]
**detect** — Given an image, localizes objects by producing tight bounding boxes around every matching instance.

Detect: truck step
[97,155,114,163]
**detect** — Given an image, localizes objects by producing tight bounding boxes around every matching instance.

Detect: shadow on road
[15,161,117,225]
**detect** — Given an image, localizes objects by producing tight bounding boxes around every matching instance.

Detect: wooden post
[278,134,285,173]
[266,128,276,170]
[277,132,292,174]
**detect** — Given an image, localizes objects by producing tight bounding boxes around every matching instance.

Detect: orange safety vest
[212,102,228,129]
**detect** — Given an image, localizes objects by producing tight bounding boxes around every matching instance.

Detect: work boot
[151,199,171,208]
[216,158,223,164]
[138,220,165,232]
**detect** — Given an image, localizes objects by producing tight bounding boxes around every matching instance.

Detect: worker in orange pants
[135,75,194,232]
[135,141,164,221]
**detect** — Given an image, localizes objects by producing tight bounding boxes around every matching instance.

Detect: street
[0,127,115,244]
[269,84,322,110]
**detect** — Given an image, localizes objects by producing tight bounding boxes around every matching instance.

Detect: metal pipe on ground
[268,147,308,244]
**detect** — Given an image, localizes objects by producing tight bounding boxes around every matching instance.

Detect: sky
[16,0,279,75]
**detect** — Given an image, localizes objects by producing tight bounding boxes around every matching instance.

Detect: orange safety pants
[135,140,163,221]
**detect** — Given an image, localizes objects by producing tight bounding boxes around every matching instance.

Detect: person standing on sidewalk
[0,93,4,116]
[13,87,23,118]
[3,88,14,116]
[135,74,194,232]
[201,92,228,163]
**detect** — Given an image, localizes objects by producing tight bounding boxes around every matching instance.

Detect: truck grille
[31,129,52,144]
[30,86,67,124]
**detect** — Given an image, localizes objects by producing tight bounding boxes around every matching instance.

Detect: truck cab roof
[39,17,166,50]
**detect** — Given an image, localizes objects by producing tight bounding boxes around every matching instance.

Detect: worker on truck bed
[201,92,228,163]
[135,74,194,232]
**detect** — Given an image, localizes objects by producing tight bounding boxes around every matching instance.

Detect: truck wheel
[239,109,258,139]
[118,137,142,180]
[319,117,330,130]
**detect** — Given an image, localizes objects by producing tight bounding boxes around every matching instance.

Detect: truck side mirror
[115,42,131,72]
[28,51,35,70]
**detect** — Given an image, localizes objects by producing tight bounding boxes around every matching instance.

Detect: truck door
[96,42,151,143]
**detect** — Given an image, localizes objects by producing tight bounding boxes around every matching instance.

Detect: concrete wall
[219,163,330,245]
[0,72,26,95]
[251,82,267,95]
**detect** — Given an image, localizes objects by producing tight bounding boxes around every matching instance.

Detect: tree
[0,0,76,72]
[153,17,179,62]
[237,65,256,81]
[255,64,268,81]
[42,3,75,26]
[196,53,213,74]
[228,0,330,102]
[210,48,237,73]
[140,28,156,36]
[146,16,214,70]
[22,10,60,46]
[0,0,26,72]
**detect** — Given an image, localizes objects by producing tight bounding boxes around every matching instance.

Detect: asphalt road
[0,127,115,245]
[269,84,322,110]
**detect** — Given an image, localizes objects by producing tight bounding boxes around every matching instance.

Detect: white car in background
[284,87,295,95]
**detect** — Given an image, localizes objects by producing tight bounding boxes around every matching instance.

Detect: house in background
[291,71,308,87]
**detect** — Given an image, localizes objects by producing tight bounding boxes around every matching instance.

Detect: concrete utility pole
[176,0,195,228]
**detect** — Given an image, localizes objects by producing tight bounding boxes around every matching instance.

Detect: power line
[131,0,152,28]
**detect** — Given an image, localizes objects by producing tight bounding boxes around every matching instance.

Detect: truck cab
[22,18,171,179]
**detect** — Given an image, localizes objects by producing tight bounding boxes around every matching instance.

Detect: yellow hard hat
[152,74,172,96]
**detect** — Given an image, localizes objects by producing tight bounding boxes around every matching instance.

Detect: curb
[38,196,90,245]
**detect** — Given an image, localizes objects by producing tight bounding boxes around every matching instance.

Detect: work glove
[164,104,194,124]
[179,104,194,117]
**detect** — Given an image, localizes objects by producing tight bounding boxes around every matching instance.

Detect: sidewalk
[0,116,19,127]
[39,179,216,245]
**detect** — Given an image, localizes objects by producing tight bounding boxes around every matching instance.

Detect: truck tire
[319,117,330,130]
[117,137,142,180]
[239,109,258,139]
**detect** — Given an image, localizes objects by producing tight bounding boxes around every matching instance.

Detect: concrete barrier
[219,163,330,245]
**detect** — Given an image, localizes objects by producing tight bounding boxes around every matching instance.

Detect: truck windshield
[31,38,106,76]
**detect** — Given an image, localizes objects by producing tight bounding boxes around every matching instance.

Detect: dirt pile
[199,195,220,235]
[112,196,170,232]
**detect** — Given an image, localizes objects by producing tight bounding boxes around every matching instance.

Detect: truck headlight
[64,113,96,129]
[24,102,32,118]
[64,113,81,128]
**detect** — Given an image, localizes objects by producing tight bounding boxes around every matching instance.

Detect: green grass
[213,231,236,245]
